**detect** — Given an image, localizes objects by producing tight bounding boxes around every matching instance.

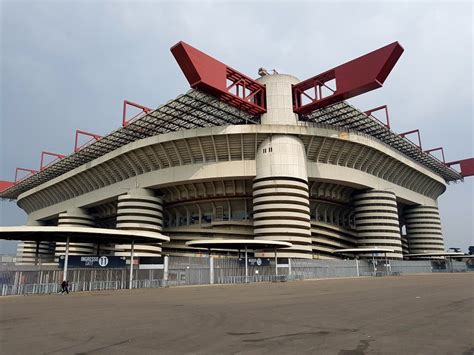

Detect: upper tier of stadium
[0,87,462,201]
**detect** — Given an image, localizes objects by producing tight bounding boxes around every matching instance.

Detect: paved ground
[1,273,473,354]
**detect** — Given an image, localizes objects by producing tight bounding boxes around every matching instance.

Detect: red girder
[170,41,266,115]
[0,181,14,193]
[15,167,38,183]
[293,42,404,114]
[399,129,422,150]
[74,130,102,152]
[364,105,390,128]
[446,158,474,178]
[122,100,151,127]
[424,147,445,163]
[40,151,65,170]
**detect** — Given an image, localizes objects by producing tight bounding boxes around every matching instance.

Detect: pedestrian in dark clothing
[60,280,69,294]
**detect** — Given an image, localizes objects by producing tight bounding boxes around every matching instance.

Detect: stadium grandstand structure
[1,40,472,263]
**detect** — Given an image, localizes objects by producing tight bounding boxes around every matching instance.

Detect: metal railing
[1,257,472,296]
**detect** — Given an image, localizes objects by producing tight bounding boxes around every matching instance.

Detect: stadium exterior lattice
[1,41,472,264]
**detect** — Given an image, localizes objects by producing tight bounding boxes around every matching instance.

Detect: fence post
[129,240,135,289]
[18,271,23,295]
[163,256,169,285]
[209,256,214,284]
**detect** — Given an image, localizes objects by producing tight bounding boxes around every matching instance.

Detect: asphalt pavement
[1,273,473,354]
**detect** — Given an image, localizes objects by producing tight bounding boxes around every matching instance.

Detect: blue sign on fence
[238,257,289,266]
[239,257,271,266]
[58,255,127,268]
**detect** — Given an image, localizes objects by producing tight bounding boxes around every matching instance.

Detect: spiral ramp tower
[404,205,445,254]
[16,241,55,265]
[114,189,164,257]
[353,190,403,259]
[253,74,313,259]
[15,220,55,264]
[54,208,103,258]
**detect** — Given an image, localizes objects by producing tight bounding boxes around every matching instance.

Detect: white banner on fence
[139,264,164,270]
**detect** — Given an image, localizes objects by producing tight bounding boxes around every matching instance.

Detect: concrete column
[404,205,444,254]
[63,236,70,281]
[353,190,403,259]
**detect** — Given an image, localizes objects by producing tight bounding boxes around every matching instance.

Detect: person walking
[60,280,69,294]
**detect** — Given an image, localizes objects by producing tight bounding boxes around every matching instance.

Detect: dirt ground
[1,273,473,354]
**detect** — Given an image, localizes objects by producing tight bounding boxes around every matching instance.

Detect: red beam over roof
[400,129,422,150]
[364,105,391,129]
[293,42,404,114]
[424,147,445,163]
[40,151,65,170]
[446,158,474,178]
[14,168,38,183]
[74,130,102,153]
[171,41,266,115]
[0,181,14,193]
[122,100,151,127]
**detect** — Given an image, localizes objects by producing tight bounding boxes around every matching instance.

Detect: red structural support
[14,167,38,183]
[40,151,66,170]
[364,105,390,128]
[446,158,474,178]
[293,42,404,115]
[171,41,266,115]
[122,100,151,127]
[74,130,102,152]
[424,147,445,163]
[0,181,14,193]
[399,129,422,150]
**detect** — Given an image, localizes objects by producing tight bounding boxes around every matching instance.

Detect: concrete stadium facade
[9,73,453,263]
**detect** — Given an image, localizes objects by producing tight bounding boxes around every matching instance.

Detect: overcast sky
[1,0,472,254]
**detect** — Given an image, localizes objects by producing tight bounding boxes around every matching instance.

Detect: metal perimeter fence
[1,256,472,296]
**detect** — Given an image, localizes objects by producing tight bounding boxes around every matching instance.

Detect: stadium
[0,40,472,265]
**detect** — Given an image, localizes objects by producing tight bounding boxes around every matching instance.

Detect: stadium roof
[302,101,463,182]
[0,90,258,200]
[0,90,463,201]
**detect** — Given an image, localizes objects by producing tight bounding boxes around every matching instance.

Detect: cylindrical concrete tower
[353,190,403,259]
[55,208,97,257]
[114,188,164,257]
[16,220,55,265]
[404,205,444,254]
[253,74,312,259]
[258,74,299,125]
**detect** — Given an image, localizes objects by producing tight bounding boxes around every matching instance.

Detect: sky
[0,0,473,254]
